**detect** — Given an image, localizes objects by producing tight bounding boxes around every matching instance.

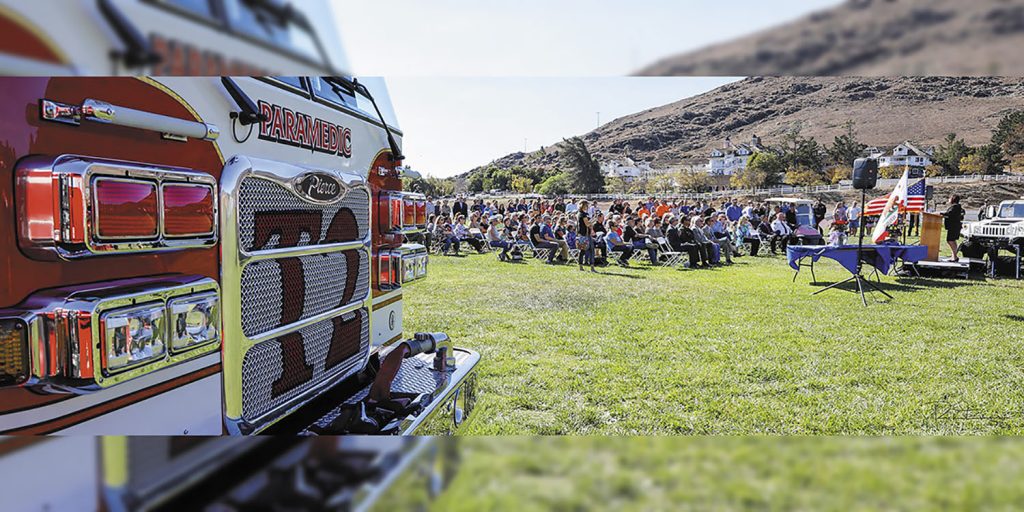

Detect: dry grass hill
[637,0,1024,76]
[467,76,1024,176]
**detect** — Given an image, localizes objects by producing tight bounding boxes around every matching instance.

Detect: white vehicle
[962,199,1024,277]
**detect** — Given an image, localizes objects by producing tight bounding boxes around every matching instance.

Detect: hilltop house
[707,135,769,176]
[602,158,656,182]
[877,141,933,169]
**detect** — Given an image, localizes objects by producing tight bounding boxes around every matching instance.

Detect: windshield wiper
[221,77,268,126]
[329,77,405,162]
[97,0,161,68]
[243,0,338,74]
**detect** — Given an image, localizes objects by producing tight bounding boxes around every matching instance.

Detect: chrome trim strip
[242,239,371,264]
[244,294,370,347]
[220,154,373,434]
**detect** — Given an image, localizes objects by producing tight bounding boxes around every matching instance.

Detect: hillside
[637,0,1024,76]
[465,76,1024,177]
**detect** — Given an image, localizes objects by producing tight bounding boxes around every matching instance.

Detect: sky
[334,0,843,76]
[330,0,843,177]
[384,77,740,177]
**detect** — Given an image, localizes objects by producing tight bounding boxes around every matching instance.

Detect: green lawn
[434,437,1024,511]
[404,248,1024,435]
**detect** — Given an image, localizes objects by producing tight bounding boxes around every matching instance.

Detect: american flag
[863,178,926,215]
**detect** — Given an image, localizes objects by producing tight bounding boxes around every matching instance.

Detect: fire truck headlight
[102,303,167,373]
[168,292,220,353]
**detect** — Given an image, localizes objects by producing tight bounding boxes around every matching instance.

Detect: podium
[920,212,942,261]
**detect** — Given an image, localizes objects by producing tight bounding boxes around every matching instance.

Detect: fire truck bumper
[302,347,481,436]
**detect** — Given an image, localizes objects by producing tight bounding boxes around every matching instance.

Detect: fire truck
[0,0,348,76]
[0,74,479,436]
[1,436,460,511]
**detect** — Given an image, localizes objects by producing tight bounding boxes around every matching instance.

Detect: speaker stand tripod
[812,188,894,307]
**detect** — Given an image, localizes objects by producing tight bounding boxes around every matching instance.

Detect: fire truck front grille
[239,250,370,338]
[241,309,369,422]
[237,177,370,253]
[227,166,373,429]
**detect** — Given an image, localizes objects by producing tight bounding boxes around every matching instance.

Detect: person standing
[577,204,596,272]
[452,196,469,219]
[848,202,861,236]
[592,212,608,265]
[942,195,966,262]
[812,199,827,234]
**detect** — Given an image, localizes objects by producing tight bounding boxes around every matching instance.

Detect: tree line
[733,111,1024,189]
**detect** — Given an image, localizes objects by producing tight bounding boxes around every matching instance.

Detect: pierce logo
[295,173,345,202]
[258,100,353,158]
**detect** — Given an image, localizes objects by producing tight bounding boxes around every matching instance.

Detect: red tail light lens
[163,183,215,237]
[379,253,394,288]
[390,197,403,229]
[415,200,427,226]
[403,197,416,226]
[93,178,159,239]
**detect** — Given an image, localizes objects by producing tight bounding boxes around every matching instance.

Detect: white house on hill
[877,141,933,169]
[708,135,769,176]
[602,158,655,181]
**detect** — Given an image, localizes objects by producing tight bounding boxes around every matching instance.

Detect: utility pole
[597,112,601,128]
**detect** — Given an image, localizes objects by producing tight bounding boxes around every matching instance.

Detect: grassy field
[434,437,1024,511]
[404,246,1024,435]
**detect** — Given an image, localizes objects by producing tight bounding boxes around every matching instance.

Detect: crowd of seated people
[422,195,825,268]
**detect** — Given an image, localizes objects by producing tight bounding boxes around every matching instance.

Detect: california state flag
[871,169,909,243]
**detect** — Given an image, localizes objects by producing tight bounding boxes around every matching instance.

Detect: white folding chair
[656,237,683,266]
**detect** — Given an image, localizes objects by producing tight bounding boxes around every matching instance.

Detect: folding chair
[656,237,683,267]
[522,239,550,261]
[568,246,581,261]
[428,238,445,255]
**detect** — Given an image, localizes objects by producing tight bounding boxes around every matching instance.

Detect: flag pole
[901,164,909,245]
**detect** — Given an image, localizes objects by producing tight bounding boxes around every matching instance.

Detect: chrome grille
[241,309,369,422]
[980,225,1009,237]
[239,250,370,338]
[225,160,374,432]
[238,177,370,252]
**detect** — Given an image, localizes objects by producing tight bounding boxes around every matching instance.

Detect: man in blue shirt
[725,200,742,222]
[531,214,564,263]
[605,221,634,267]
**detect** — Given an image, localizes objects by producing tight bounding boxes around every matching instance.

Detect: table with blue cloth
[787,244,930,283]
